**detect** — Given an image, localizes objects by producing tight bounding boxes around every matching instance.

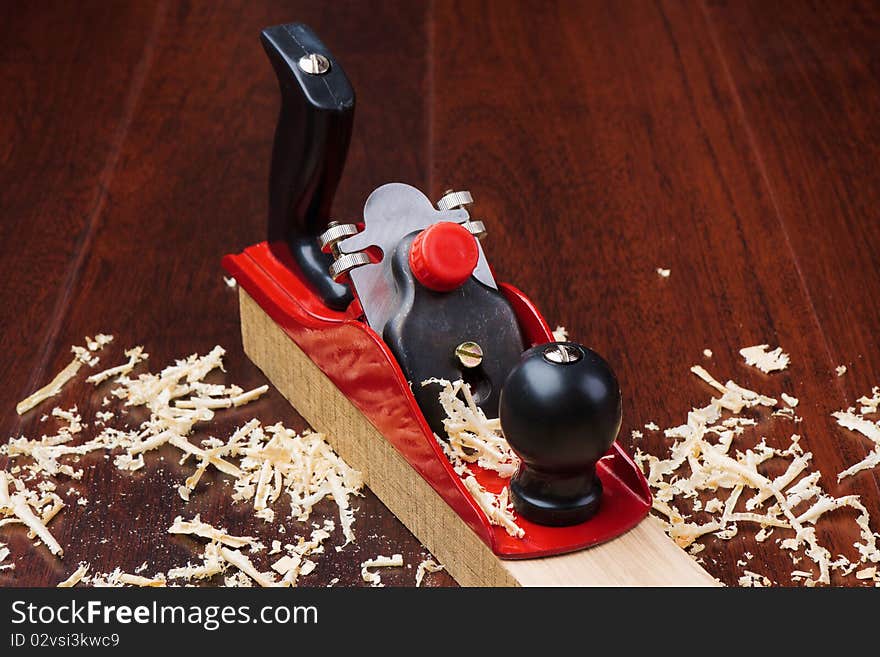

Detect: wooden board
[238,287,717,586]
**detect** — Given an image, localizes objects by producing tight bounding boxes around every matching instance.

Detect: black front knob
[498,342,622,526]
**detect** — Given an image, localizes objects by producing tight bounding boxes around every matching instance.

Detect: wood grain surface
[2,0,879,587]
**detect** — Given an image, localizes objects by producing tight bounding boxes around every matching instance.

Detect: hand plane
[224,23,716,586]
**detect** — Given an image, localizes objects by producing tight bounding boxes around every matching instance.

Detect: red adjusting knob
[408,222,479,292]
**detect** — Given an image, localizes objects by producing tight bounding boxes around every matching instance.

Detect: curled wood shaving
[167,541,226,582]
[16,360,82,416]
[855,566,877,581]
[834,402,880,482]
[218,546,277,588]
[86,346,148,385]
[82,568,166,587]
[781,393,799,408]
[16,335,113,415]
[360,554,404,587]
[462,476,524,539]
[551,326,569,342]
[415,558,444,587]
[168,515,256,549]
[739,344,790,373]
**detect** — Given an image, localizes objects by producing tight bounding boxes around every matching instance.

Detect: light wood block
[238,288,718,586]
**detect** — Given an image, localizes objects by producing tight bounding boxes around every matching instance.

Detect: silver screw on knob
[298,53,331,75]
[543,344,583,364]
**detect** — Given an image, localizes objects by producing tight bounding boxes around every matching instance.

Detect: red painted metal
[223,241,651,558]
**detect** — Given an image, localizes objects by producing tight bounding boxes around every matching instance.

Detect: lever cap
[409,222,479,292]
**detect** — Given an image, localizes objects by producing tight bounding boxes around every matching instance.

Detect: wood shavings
[423,378,519,477]
[0,543,11,571]
[86,334,114,351]
[703,349,713,358]
[462,476,524,538]
[833,404,880,482]
[0,471,64,556]
[83,568,166,587]
[218,547,277,588]
[3,338,363,587]
[360,554,404,587]
[86,346,147,385]
[230,423,362,543]
[415,558,444,587]
[656,268,671,278]
[16,360,82,415]
[857,388,880,415]
[838,451,880,481]
[856,566,876,580]
[739,344,790,373]
[224,571,253,587]
[269,525,331,586]
[836,365,847,377]
[738,570,772,587]
[223,276,237,288]
[424,379,525,538]
[118,573,166,587]
[17,335,113,414]
[635,363,880,587]
[551,326,568,342]
[167,541,226,582]
[168,515,256,549]
[781,393,799,408]
[166,517,331,588]
[174,385,269,409]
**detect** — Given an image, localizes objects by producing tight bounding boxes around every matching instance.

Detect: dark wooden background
[2,0,879,587]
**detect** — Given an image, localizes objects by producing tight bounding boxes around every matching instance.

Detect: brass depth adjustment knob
[498,342,622,526]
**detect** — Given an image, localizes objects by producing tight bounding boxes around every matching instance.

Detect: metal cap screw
[329,252,371,280]
[462,220,487,240]
[319,221,360,257]
[298,53,331,75]
[543,344,582,364]
[455,341,484,368]
[437,189,474,211]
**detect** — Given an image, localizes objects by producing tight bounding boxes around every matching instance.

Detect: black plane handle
[260,23,355,310]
